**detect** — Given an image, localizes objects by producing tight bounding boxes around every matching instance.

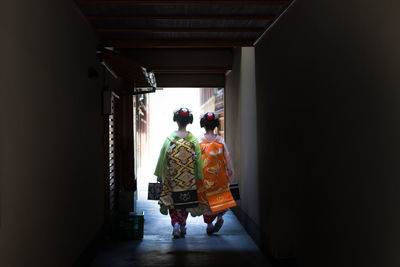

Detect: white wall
[225,48,242,203]
[225,47,260,236]
[0,1,104,266]
[239,48,259,225]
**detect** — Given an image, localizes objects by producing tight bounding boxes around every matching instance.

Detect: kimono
[154,131,203,217]
[197,134,235,221]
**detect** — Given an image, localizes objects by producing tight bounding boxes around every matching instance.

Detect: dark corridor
[2,1,400,267]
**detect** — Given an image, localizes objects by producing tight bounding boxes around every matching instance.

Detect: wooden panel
[151,66,231,73]
[88,15,274,20]
[97,28,265,33]
[104,88,120,233]
[104,39,254,47]
[122,48,233,72]
[78,1,289,5]
[156,73,225,87]
[101,50,152,88]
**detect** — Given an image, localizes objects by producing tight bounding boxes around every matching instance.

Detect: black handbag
[148,182,163,200]
[229,183,240,200]
[172,190,199,209]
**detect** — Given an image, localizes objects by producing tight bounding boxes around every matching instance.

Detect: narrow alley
[2,1,400,267]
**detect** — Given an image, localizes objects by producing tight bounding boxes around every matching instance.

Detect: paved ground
[91,199,272,267]
[91,162,271,267]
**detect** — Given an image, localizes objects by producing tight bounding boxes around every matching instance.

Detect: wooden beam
[78,1,289,5]
[103,39,254,47]
[101,50,151,85]
[88,15,275,20]
[155,73,225,88]
[150,66,231,73]
[97,28,265,33]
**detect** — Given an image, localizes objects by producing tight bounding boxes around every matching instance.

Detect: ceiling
[76,0,293,88]
[76,0,292,48]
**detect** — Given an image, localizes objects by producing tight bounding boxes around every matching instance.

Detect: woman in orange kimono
[197,112,235,235]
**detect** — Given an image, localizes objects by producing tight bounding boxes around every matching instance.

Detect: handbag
[172,190,199,209]
[148,182,163,200]
[206,188,236,212]
[229,183,240,200]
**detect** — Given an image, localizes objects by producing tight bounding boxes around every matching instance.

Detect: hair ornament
[181,108,189,117]
[173,107,193,124]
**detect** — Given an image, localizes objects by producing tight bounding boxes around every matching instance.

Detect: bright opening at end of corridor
[137,87,225,201]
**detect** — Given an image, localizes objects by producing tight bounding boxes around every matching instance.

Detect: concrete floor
[91,199,272,267]
[91,161,271,267]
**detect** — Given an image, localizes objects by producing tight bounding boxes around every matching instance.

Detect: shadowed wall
[0,1,104,266]
[255,0,400,266]
[225,47,261,245]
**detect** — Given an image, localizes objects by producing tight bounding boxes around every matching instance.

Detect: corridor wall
[0,2,104,266]
[225,47,261,243]
[255,0,400,266]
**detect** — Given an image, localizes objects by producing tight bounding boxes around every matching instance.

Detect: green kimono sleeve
[193,139,204,181]
[154,137,170,182]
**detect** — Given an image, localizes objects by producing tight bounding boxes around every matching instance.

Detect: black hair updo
[173,108,193,126]
[200,112,220,131]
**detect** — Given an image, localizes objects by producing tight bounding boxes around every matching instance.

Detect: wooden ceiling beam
[155,73,225,88]
[97,28,265,33]
[103,39,254,47]
[88,15,275,20]
[78,1,289,5]
[101,50,152,86]
[150,66,231,73]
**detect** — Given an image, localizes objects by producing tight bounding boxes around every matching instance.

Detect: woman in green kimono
[154,108,204,238]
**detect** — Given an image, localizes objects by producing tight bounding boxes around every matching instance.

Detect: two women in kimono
[154,108,234,238]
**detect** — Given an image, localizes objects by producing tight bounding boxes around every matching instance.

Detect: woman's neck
[176,127,188,138]
[205,129,215,135]
[203,130,217,142]
[178,125,187,132]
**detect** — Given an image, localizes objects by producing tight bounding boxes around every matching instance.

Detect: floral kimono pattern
[197,141,232,216]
